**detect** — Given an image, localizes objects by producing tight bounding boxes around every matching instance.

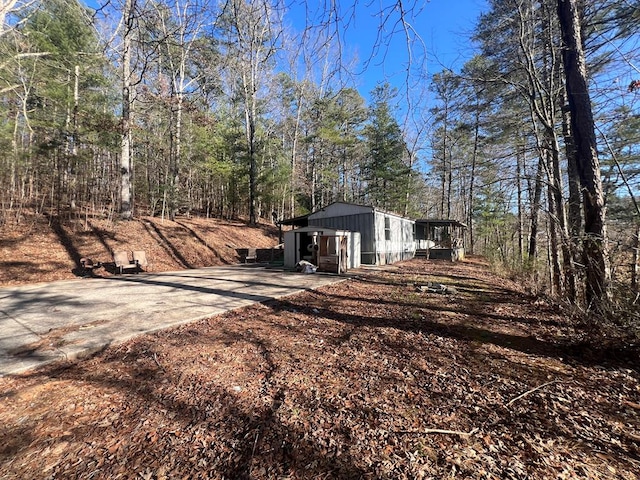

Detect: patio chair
[132,250,148,272]
[113,250,138,274]
[244,248,257,263]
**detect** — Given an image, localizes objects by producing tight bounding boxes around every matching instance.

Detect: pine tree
[363,83,409,213]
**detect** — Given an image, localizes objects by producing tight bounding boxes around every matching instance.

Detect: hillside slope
[0,214,281,287]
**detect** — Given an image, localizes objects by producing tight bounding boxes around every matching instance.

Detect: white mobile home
[306,202,415,265]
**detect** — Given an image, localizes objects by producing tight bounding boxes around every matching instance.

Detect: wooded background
[0,0,638,312]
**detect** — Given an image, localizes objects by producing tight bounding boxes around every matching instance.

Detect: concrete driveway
[0,265,345,376]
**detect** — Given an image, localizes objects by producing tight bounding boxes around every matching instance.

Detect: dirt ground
[1,215,639,479]
[0,214,281,286]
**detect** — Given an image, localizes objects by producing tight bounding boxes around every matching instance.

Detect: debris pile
[295,259,317,273]
[416,281,458,294]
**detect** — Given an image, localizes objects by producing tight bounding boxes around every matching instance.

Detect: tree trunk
[168,91,184,221]
[547,161,562,296]
[562,98,583,285]
[516,142,524,263]
[241,71,258,224]
[468,120,478,255]
[557,0,610,307]
[440,105,448,218]
[403,149,416,218]
[290,89,303,218]
[632,225,639,291]
[561,93,582,249]
[528,157,544,266]
[548,129,577,302]
[71,65,79,211]
[120,0,135,220]
[446,152,452,219]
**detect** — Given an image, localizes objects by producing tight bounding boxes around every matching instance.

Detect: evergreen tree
[363,83,409,213]
[2,0,113,214]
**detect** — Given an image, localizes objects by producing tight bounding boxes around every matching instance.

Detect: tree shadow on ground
[142,219,193,268]
[41,215,116,279]
[175,220,229,264]
[46,214,88,278]
[6,333,368,480]
[267,291,639,373]
[311,284,563,330]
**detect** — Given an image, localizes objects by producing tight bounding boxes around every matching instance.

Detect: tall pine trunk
[468,120,478,256]
[557,0,610,307]
[561,91,582,252]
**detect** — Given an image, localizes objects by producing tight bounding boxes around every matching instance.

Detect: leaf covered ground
[0,214,280,286]
[1,257,639,479]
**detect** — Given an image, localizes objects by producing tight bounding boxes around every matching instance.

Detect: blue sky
[301,0,488,97]
[420,0,487,70]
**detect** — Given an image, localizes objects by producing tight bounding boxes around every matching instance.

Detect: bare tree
[0,0,29,37]
[154,0,213,220]
[219,0,282,225]
[120,0,136,219]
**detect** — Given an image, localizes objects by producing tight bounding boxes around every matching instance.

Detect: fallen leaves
[1,258,639,479]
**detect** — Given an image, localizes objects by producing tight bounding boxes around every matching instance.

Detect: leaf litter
[1,257,639,479]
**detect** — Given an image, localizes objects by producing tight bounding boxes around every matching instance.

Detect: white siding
[378,212,415,264]
[307,202,415,266]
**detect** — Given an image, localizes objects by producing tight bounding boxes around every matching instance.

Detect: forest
[0,0,638,320]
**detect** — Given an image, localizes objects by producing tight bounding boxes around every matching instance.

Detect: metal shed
[283,226,361,272]
[306,202,415,265]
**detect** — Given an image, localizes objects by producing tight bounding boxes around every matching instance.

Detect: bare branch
[506,380,559,407]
